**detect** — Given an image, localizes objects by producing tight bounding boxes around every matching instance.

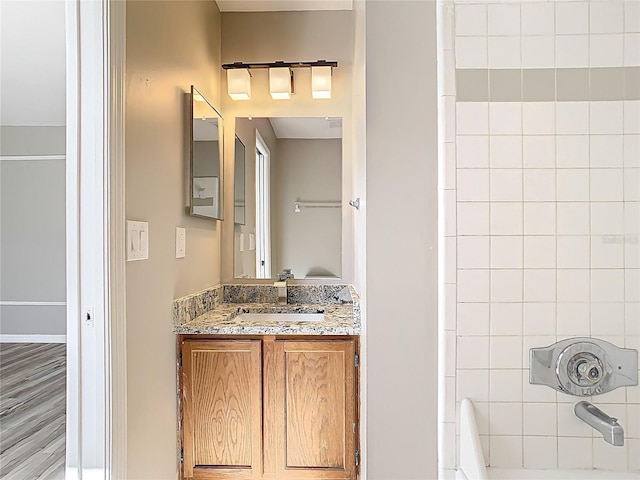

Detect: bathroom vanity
[174,285,361,480]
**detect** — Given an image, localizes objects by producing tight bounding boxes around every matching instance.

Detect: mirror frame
[189,85,224,220]
[234,135,246,225]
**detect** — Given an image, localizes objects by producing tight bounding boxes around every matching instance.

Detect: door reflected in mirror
[234,117,342,280]
[190,86,223,220]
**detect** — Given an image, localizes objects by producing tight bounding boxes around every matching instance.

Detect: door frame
[65,0,126,478]
[255,129,271,279]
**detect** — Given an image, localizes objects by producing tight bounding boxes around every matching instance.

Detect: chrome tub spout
[574,401,624,446]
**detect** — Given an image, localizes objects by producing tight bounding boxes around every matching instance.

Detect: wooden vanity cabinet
[180,336,359,480]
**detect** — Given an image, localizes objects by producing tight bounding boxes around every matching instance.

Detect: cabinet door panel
[182,340,262,479]
[275,340,356,480]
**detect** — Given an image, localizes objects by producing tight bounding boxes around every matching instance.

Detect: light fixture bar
[222,60,338,70]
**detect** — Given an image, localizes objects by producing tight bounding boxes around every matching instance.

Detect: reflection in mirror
[190,86,223,220]
[234,136,246,225]
[234,117,342,280]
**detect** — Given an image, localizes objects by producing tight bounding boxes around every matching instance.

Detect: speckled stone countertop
[173,284,360,336]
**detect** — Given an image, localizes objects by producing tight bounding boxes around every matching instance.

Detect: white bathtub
[457,399,639,480]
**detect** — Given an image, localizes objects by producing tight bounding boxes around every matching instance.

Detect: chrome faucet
[574,401,624,446]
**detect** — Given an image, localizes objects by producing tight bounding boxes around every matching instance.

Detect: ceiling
[269,117,342,139]
[0,1,66,126]
[216,0,352,12]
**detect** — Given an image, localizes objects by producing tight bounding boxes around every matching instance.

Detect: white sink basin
[237,313,325,323]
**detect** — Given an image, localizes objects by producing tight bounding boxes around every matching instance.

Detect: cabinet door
[182,340,262,479]
[273,340,357,480]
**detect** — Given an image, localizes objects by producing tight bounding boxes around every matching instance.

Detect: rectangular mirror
[190,85,223,220]
[234,135,246,225]
[234,117,342,280]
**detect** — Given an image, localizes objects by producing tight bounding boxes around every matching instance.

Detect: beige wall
[366,2,439,478]
[125,2,222,478]
[274,138,341,278]
[221,11,355,283]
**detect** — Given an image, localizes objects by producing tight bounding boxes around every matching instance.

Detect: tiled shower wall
[438,0,640,474]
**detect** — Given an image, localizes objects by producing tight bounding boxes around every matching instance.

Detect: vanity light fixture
[227,68,252,100]
[222,60,337,101]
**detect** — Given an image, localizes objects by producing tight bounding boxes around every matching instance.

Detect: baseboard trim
[0,335,67,343]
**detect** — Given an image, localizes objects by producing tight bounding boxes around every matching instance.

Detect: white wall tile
[557,269,591,302]
[557,102,589,135]
[490,103,522,135]
[457,369,490,402]
[491,269,523,302]
[491,202,523,235]
[557,303,590,336]
[590,135,624,168]
[491,169,523,202]
[591,268,625,302]
[458,169,490,201]
[524,236,556,269]
[625,169,640,201]
[523,403,557,436]
[488,3,520,36]
[594,438,628,471]
[625,101,640,134]
[445,236,457,283]
[557,135,589,168]
[491,136,523,169]
[591,202,625,234]
[521,3,554,35]
[490,336,522,369]
[591,168,624,201]
[458,136,490,168]
[458,302,490,336]
[524,202,556,235]
[591,302,625,336]
[590,1,624,34]
[558,401,593,437]
[490,435,523,468]
[557,236,591,268]
[524,169,556,201]
[445,190,457,236]
[445,284,457,331]
[558,438,593,469]
[523,136,555,169]
[524,269,557,302]
[455,4,487,36]
[592,235,625,268]
[556,35,589,68]
[444,143,457,189]
[523,369,557,403]
[458,202,490,235]
[596,383,627,404]
[625,202,640,235]
[628,439,639,472]
[624,33,640,66]
[557,169,590,201]
[557,202,590,235]
[591,102,624,135]
[556,2,589,35]
[457,102,489,135]
[590,34,624,67]
[445,330,456,377]
[491,302,523,336]
[490,403,523,435]
[458,235,490,269]
[627,269,640,302]
[628,404,639,438]
[523,102,556,135]
[490,369,523,402]
[491,236,523,269]
[524,302,556,335]
[488,36,521,68]
[626,1,640,33]
[456,37,488,69]
[458,268,491,302]
[521,36,555,69]
[457,336,489,369]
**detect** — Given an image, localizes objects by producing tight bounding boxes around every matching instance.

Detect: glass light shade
[269,67,292,100]
[311,66,332,99]
[227,69,251,100]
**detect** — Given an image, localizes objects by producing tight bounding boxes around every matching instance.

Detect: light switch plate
[126,220,149,261]
[176,227,186,258]
[239,233,245,252]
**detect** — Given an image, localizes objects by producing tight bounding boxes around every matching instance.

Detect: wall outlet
[176,227,186,258]
[126,220,149,261]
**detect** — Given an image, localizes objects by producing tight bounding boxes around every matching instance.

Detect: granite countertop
[173,284,360,336]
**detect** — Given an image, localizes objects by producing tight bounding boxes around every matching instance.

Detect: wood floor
[0,343,66,480]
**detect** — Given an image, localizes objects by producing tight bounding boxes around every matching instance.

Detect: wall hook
[349,198,360,210]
